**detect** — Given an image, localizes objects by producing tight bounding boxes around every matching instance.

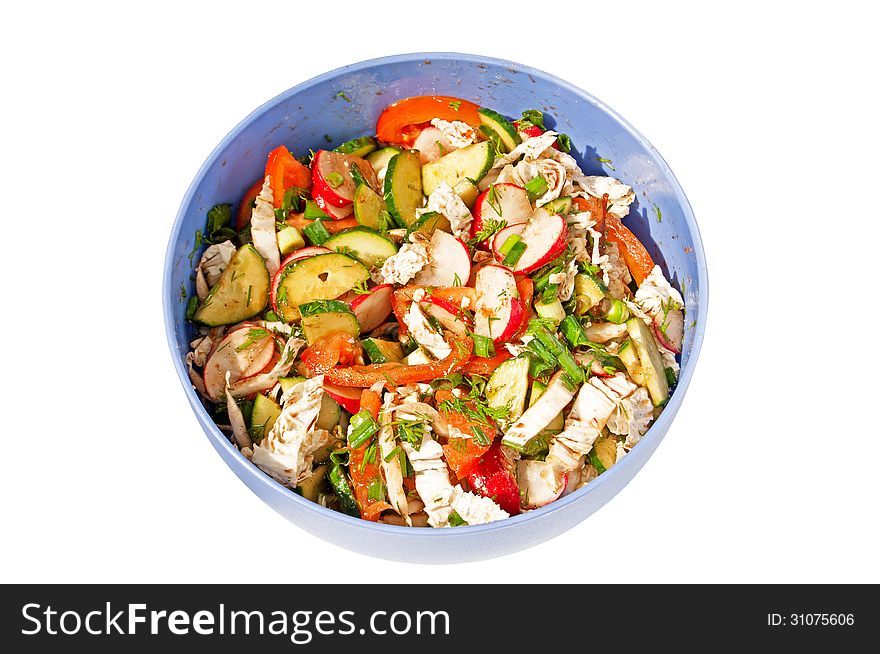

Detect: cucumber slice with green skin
[486,356,531,426]
[324,226,398,268]
[626,317,670,406]
[334,136,378,158]
[250,393,281,444]
[383,150,423,228]
[452,177,479,208]
[316,394,342,431]
[362,338,404,364]
[616,339,645,387]
[574,273,607,315]
[194,245,269,326]
[591,436,617,472]
[273,253,369,323]
[421,141,494,196]
[299,299,360,344]
[366,146,401,173]
[278,376,306,395]
[405,211,452,239]
[353,183,387,230]
[544,196,573,215]
[478,107,521,153]
[478,125,505,154]
[296,463,328,502]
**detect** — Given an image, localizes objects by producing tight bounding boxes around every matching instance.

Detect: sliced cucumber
[452,178,479,208]
[250,393,281,443]
[591,436,617,472]
[421,141,494,196]
[486,356,530,426]
[296,464,328,502]
[626,317,670,406]
[353,183,387,230]
[534,298,566,326]
[366,146,401,173]
[277,225,305,256]
[274,253,369,323]
[316,394,342,431]
[574,273,607,315]
[362,338,404,364]
[334,136,377,158]
[194,245,269,326]
[299,299,360,344]
[478,107,521,153]
[278,376,306,395]
[616,339,645,387]
[405,211,452,239]
[383,150,423,228]
[544,196,573,215]
[324,226,397,268]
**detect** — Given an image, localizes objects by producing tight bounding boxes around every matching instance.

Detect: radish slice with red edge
[412,230,471,287]
[203,327,276,402]
[474,264,524,344]
[470,183,532,249]
[349,284,394,332]
[419,296,471,336]
[323,383,362,414]
[311,150,378,210]
[496,208,567,274]
[653,309,683,354]
[516,460,568,509]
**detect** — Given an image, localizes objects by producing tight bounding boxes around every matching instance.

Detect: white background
[2,1,877,584]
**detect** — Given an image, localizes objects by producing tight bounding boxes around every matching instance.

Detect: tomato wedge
[605,216,655,285]
[265,145,311,208]
[236,178,263,229]
[376,96,481,147]
[300,332,363,375]
[323,335,473,388]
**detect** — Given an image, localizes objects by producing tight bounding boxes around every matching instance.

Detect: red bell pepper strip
[300,332,362,375]
[324,335,473,389]
[605,216,655,286]
[265,145,311,208]
[376,96,481,147]
[461,350,512,376]
[435,389,494,479]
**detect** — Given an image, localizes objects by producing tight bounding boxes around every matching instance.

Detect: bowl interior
[164,53,706,560]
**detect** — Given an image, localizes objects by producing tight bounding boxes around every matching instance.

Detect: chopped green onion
[449,101,462,111]
[325,171,344,188]
[541,283,559,304]
[448,510,468,527]
[525,338,557,378]
[304,200,332,221]
[559,315,588,348]
[604,299,630,324]
[589,449,606,474]
[326,464,359,516]
[520,109,545,130]
[556,134,572,153]
[329,448,350,466]
[383,445,402,463]
[263,310,281,322]
[497,234,522,256]
[185,295,198,321]
[303,219,331,245]
[524,176,549,202]
[502,240,527,267]
[471,333,496,358]
[367,477,385,502]
[282,187,306,213]
[472,425,490,446]
[665,367,678,387]
[528,320,585,384]
[348,410,380,449]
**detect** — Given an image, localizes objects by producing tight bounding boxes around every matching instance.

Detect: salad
[183,95,685,527]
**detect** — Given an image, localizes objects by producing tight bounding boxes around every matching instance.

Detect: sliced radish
[413,230,471,287]
[512,121,560,150]
[653,309,684,354]
[311,150,378,210]
[490,223,526,261]
[321,201,354,220]
[473,264,524,344]
[203,327,276,402]
[516,459,568,509]
[497,208,567,274]
[470,183,532,249]
[419,296,471,336]
[467,441,521,515]
[269,247,332,311]
[413,127,455,164]
[349,283,393,332]
[323,383,361,414]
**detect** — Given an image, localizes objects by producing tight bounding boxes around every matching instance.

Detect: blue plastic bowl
[163,53,707,563]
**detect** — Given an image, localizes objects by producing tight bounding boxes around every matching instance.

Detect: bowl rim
[163,51,708,538]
